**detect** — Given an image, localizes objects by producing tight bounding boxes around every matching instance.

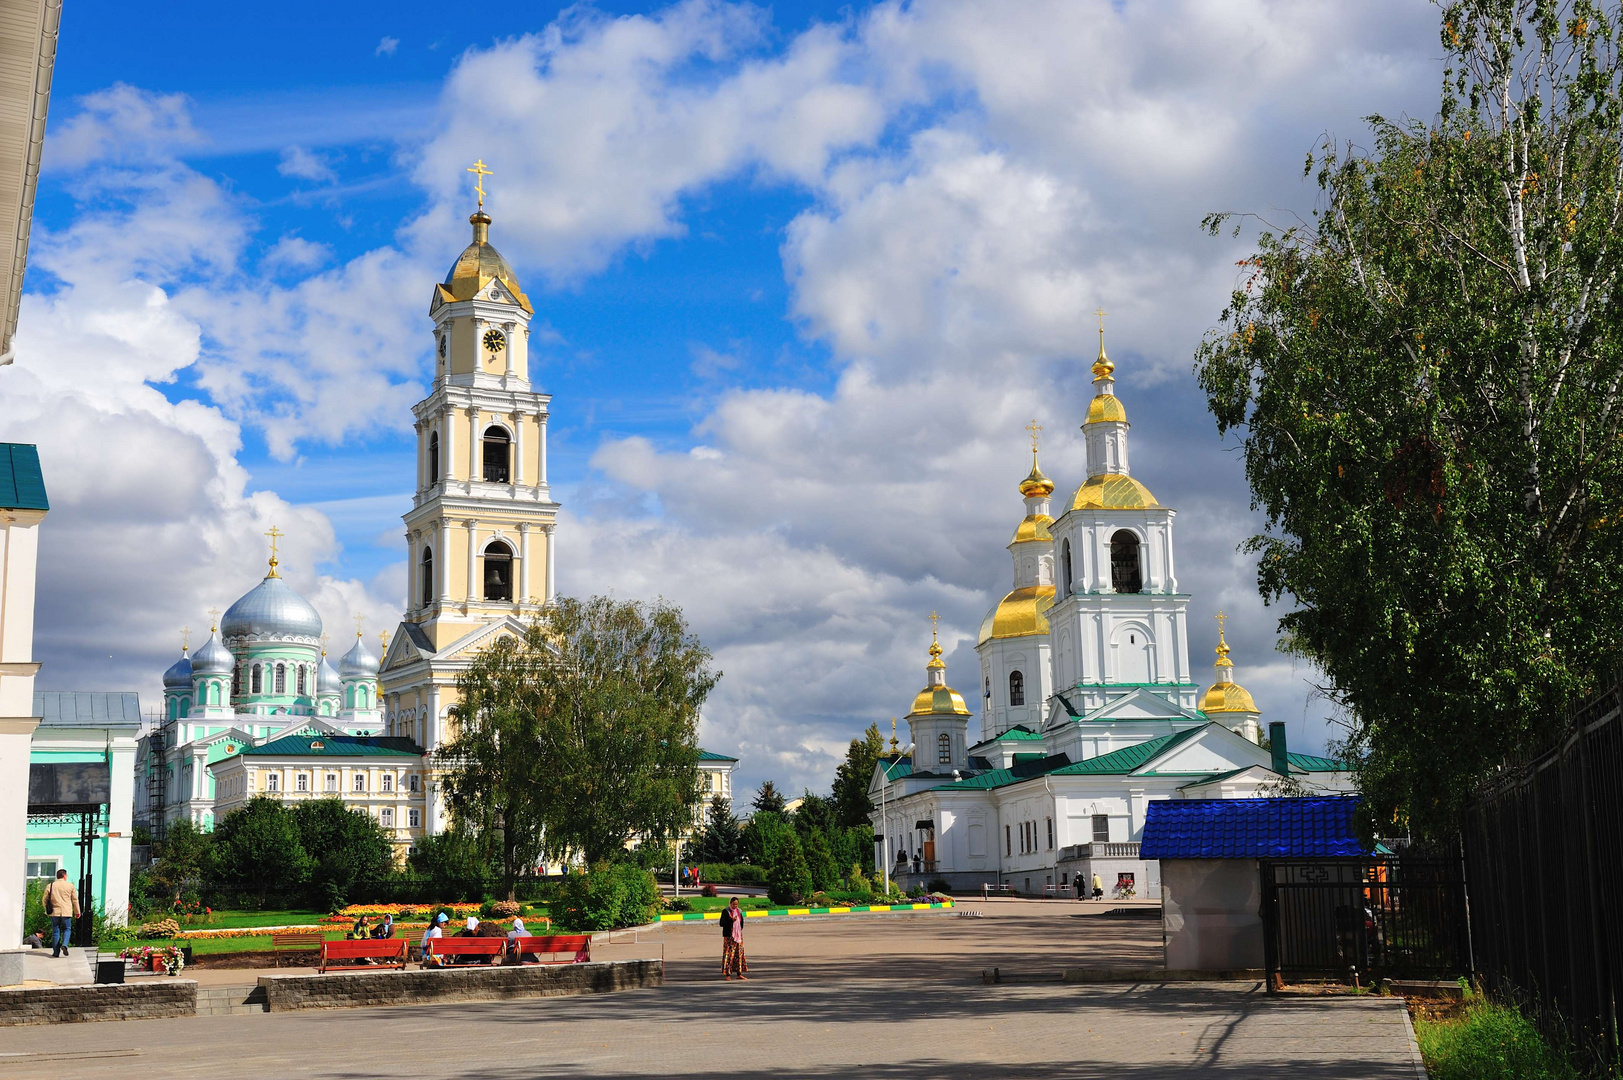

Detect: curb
[1059,967,1265,984]
[657,900,955,923]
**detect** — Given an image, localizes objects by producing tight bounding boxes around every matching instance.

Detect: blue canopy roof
[1140,795,1369,859]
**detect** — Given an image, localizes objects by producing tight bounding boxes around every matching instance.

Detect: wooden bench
[509,934,591,965]
[319,937,407,974]
[270,932,326,967]
[423,937,506,967]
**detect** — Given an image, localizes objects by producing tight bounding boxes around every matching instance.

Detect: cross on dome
[264,525,284,578]
[466,159,492,208]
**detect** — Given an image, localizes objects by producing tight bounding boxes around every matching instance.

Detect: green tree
[407,829,489,897]
[831,723,885,828]
[690,795,742,864]
[441,595,718,875]
[211,797,312,904]
[752,780,786,815]
[766,830,813,905]
[148,818,213,904]
[741,809,792,868]
[800,826,838,892]
[1195,0,1623,838]
[790,792,835,839]
[292,798,394,907]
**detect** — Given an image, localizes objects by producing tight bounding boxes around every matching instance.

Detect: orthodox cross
[890,718,899,753]
[180,626,190,653]
[467,159,493,208]
[1216,610,1227,635]
[1095,306,1107,350]
[354,613,367,639]
[207,607,220,633]
[1026,418,1042,464]
[321,632,330,658]
[379,629,390,656]
[264,526,283,577]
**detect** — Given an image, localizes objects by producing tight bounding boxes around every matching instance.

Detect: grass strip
[1415,1000,1587,1080]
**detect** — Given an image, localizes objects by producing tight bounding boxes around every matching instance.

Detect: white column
[467,407,480,483]
[502,321,516,379]
[545,524,556,604]
[442,406,455,483]
[404,532,416,609]
[539,414,548,486]
[465,519,478,602]
[511,411,524,486]
[518,522,532,605]
[438,518,451,602]
[414,420,425,492]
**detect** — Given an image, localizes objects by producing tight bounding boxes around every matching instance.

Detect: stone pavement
[0,902,1423,1079]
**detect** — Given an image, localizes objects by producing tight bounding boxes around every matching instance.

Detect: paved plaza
[0,902,1423,1079]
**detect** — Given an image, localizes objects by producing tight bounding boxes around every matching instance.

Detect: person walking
[719,897,748,980]
[42,869,79,957]
[1091,873,1104,901]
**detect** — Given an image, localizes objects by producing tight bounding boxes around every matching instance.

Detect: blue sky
[13,0,1444,798]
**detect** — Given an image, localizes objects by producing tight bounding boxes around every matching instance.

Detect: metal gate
[1261,858,1471,984]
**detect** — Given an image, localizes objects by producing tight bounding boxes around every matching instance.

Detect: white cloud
[277,145,338,184]
[46,83,200,170]
[376,36,400,57]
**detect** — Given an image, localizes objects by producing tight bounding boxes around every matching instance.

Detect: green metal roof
[240,735,423,758]
[882,757,913,781]
[1178,766,1254,789]
[0,444,47,511]
[1048,728,1204,775]
[998,727,1044,741]
[1287,752,1347,772]
[698,749,738,762]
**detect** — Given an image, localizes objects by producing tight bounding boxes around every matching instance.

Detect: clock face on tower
[483,329,504,356]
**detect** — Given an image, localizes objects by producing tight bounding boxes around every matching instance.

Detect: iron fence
[1261,858,1471,983]
[1465,676,1623,1064]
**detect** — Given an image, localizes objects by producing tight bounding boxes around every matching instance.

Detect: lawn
[678,896,778,914]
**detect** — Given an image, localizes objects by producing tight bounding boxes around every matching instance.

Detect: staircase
[195,984,268,1016]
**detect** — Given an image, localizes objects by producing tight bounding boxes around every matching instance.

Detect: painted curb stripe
[657,901,954,922]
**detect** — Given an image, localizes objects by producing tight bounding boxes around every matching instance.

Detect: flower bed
[332,903,481,920]
[118,945,185,974]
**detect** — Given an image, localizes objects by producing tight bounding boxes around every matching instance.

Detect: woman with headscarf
[718,897,748,980]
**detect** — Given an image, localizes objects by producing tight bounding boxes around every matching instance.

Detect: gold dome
[1202,681,1259,714]
[909,684,972,717]
[1086,394,1128,425]
[438,211,533,314]
[1009,513,1053,545]
[1019,462,1055,498]
[1071,474,1159,511]
[977,585,1055,644]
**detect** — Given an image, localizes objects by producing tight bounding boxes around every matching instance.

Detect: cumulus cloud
[277,145,338,183]
[376,36,400,57]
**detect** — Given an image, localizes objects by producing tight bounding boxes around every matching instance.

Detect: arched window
[428,431,440,485]
[275,663,287,694]
[482,426,511,484]
[938,733,952,764]
[296,666,307,695]
[1009,670,1025,707]
[483,540,514,601]
[420,547,434,606]
[251,664,263,695]
[1060,538,1073,595]
[984,677,991,700]
[233,665,242,697]
[1110,530,1143,593]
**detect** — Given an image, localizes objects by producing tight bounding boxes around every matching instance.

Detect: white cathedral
[869,330,1354,899]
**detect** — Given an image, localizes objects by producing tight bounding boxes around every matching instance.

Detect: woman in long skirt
[720,898,748,980]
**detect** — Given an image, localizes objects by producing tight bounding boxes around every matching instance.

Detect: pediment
[274,716,347,740]
[382,621,435,669]
[434,615,550,662]
[1078,687,1200,722]
[1139,723,1271,776]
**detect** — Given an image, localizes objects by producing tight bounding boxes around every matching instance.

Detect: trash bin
[95,960,125,984]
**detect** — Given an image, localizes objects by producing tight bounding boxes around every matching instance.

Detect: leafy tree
[790,792,835,839]
[553,862,660,932]
[801,827,838,892]
[831,723,885,828]
[211,797,313,904]
[690,795,742,864]
[148,818,213,904]
[441,595,718,876]
[407,829,489,897]
[752,780,786,815]
[741,809,792,869]
[1195,0,1623,838]
[766,830,813,905]
[292,798,394,907]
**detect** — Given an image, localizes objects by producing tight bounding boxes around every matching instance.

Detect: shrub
[701,884,718,898]
[767,832,813,905]
[23,880,49,939]
[552,863,659,932]
[665,897,691,913]
[927,877,951,895]
[138,918,180,939]
[488,899,522,918]
[1415,1000,1584,1080]
[695,863,766,886]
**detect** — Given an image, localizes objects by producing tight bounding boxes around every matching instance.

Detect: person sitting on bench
[422,912,448,966]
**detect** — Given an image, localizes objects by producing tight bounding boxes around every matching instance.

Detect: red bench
[509,934,591,964]
[424,937,506,967]
[319,937,406,973]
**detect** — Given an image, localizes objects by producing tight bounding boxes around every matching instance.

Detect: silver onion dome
[162,652,192,689]
[221,574,324,642]
[318,655,343,695]
[191,633,234,676]
[338,633,380,679]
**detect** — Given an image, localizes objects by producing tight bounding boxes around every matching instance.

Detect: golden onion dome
[1009,513,1053,545]
[1019,462,1055,498]
[1086,393,1128,425]
[1202,681,1259,714]
[1071,474,1159,511]
[909,683,972,717]
[438,211,533,314]
[977,585,1055,645]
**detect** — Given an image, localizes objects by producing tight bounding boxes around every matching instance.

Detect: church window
[421,548,434,604]
[1110,531,1143,593]
[938,733,951,764]
[1005,824,1011,857]
[428,432,440,484]
[984,677,990,700]
[1009,670,1025,707]
[483,540,514,601]
[1093,814,1110,842]
[233,665,242,697]
[251,665,263,695]
[382,773,393,792]
[409,774,420,793]
[325,773,337,792]
[354,774,366,792]
[297,666,307,695]
[381,807,395,828]
[1060,539,1073,594]
[408,808,421,828]
[266,773,279,792]
[275,663,287,694]
[482,426,511,484]
[296,773,308,792]
[1046,817,1054,850]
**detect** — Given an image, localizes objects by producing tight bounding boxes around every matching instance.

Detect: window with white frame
[25,859,58,879]
[354,774,366,792]
[408,808,421,829]
[380,807,395,827]
[266,773,279,792]
[325,773,337,792]
[408,774,419,793]
[382,774,393,792]
[295,773,308,792]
